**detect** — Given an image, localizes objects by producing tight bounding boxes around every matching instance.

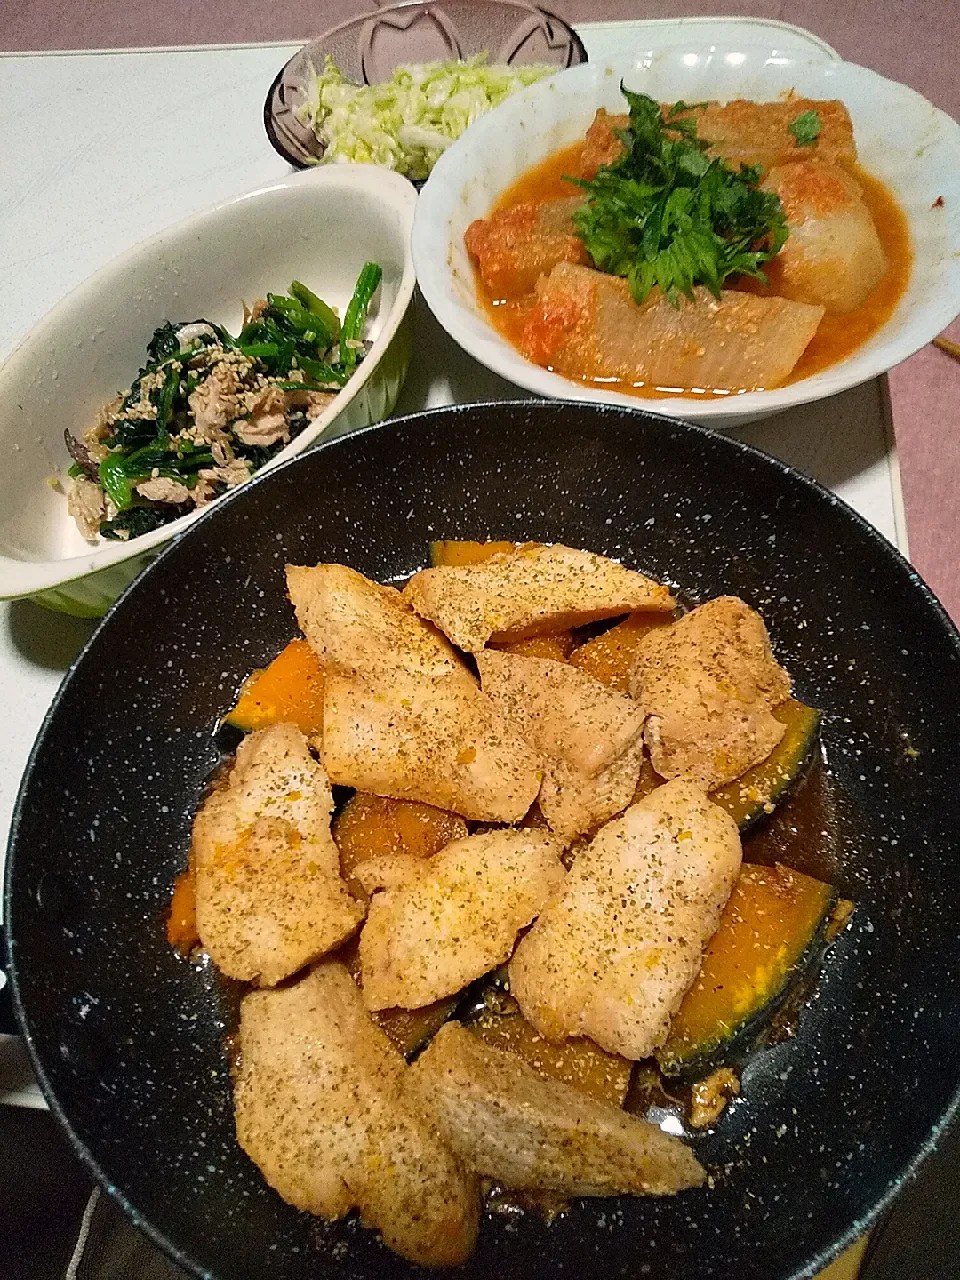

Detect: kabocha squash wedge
[225,638,325,735]
[467,984,633,1107]
[429,539,522,566]
[568,611,676,693]
[375,999,460,1060]
[711,700,821,833]
[332,793,468,883]
[492,631,576,661]
[634,701,821,833]
[657,861,837,1078]
[337,937,459,1060]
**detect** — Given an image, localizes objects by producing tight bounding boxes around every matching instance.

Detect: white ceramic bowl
[413,45,960,427]
[0,165,417,615]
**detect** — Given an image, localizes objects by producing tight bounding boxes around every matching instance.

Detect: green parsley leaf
[788,109,822,147]
[567,85,789,307]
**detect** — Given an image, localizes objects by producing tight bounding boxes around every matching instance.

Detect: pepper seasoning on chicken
[509,778,743,1060]
[630,595,792,790]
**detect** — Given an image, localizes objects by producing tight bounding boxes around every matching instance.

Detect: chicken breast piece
[578,99,855,180]
[193,723,363,985]
[320,668,543,822]
[762,162,888,313]
[286,562,463,681]
[477,649,646,839]
[408,1023,705,1195]
[522,263,824,393]
[360,830,564,1010]
[630,596,792,789]
[538,738,645,843]
[476,649,645,777]
[465,197,588,297]
[404,543,673,653]
[353,853,427,895]
[509,779,742,1059]
[235,963,479,1267]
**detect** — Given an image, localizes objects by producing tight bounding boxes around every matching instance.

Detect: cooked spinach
[340,262,384,374]
[71,266,382,541]
[100,504,193,541]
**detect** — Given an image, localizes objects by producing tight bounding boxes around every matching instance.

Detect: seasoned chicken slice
[538,738,645,843]
[404,543,673,653]
[630,596,791,789]
[509,779,742,1060]
[353,853,427,895]
[193,723,363,985]
[476,650,645,777]
[408,1023,705,1195]
[477,649,646,839]
[360,830,564,1010]
[464,197,588,297]
[286,562,463,681]
[235,963,479,1267]
[522,263,824,393]
[320,669,543,823]
[762,162,888,313]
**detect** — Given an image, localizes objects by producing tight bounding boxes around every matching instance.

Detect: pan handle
[0,926,18,1036]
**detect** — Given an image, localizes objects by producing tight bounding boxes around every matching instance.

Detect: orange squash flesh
[711,700,821,830]
[491,630,577,661]
[568,611,675,693]
[332,792,468,886]
[469,992,633,1107]
[167,863,199,954]
[429,539,523,566]
[657,861,836,1076]
[225,638,325,735]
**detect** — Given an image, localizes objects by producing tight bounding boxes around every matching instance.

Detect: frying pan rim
[5,399,960,1280]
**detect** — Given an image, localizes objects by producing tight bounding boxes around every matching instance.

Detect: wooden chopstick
[933,335,960,361]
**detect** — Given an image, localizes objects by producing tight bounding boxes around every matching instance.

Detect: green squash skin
[716,703,823,835]
[654,703,828,1080]
[656,889,837,1081]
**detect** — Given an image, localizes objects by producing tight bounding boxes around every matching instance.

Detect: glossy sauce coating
[476,140,911,398]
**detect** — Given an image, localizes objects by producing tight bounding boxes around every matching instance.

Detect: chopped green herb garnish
[566,86,789,307]
[788,109,822,148]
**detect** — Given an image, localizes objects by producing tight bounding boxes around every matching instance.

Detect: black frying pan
[6,401,960,1279]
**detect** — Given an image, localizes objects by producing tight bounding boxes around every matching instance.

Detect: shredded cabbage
[295,54,555,180]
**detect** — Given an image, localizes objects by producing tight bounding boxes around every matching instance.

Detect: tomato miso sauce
[476,140,912,398]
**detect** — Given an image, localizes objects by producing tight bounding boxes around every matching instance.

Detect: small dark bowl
[264,0,586,168]
[6,402,960,1280]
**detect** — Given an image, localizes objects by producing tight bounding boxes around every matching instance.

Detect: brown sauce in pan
[741,750,839,885]
[476,140,912,399]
